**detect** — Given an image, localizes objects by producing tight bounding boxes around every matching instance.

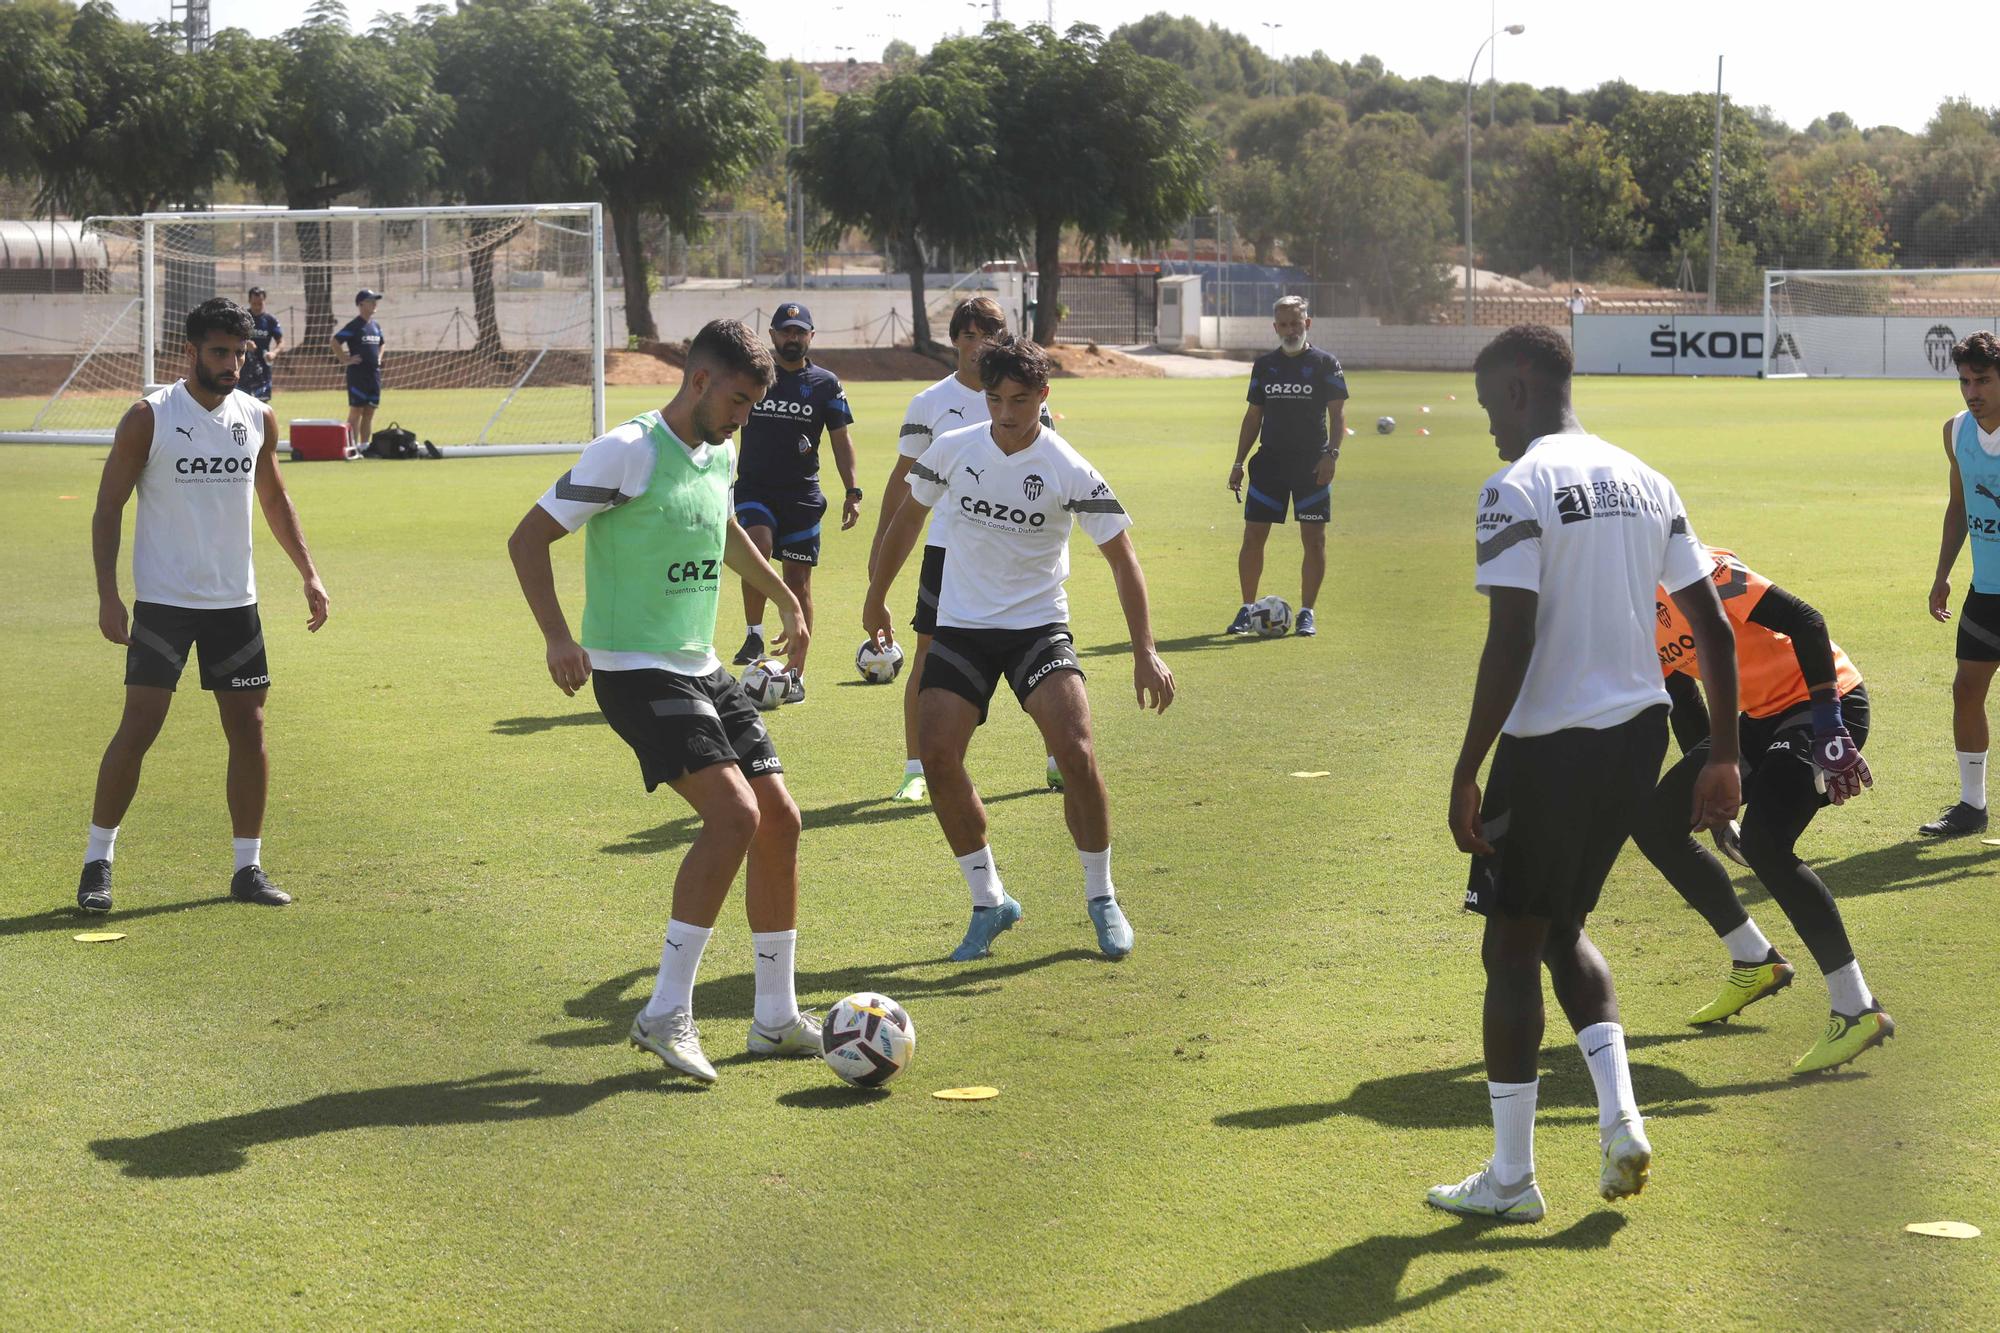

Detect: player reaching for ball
[1629,545,1892,1075]
[864,335,1173,963]
[1226,295,1348,640]
[507,320,816,1084]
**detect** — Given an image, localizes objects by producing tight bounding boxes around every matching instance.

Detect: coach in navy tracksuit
[333,288,386,453]
[728,302,860,697]
[241,286,284,402]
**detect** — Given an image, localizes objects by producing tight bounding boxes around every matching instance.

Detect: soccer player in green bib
[508,320,814,1083]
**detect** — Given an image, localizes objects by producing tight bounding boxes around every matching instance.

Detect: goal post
[1763,267,2000,379]
[25,203,606,446]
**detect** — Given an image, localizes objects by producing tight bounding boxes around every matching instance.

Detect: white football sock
[233,837,262,872]
[1722,918,1772,966]
[956,846,1004,908]
[1958,751,1987,809]
[1577,1022,1639,1136]
[751,929,799,1030]
[85,823,119,865]
[1826,960,1876,1014]
[747,622,765,638]
[1047,755,1060,774]
[642,919,712,1021]
[904,758,924,776]
[1079,846,1114,902]
[1488,1079,1539,1184]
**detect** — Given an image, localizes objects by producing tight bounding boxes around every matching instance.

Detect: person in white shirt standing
[1430,325,1741,1224]
[869,297,1060,803]
[79,298,331,914]
[864,335,1174,963]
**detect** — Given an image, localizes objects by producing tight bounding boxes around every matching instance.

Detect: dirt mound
[1045,343,1165,378]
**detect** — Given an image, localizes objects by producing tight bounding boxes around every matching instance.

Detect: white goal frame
[15,202,605,446]
[1763,267,2000,380]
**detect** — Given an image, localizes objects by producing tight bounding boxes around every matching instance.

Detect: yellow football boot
[1793,1007,1895,1076]
[1688,951,1796,1025]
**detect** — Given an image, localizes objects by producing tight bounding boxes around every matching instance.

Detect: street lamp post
[1261,22,1283,97]
[1464,23,1524,327]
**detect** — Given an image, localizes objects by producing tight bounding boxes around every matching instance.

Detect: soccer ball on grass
[740,658,790,711]
[1376,415,1396,435]
[1248,596,1292,638]
[822,991,916,1087]
[856,637,905,684]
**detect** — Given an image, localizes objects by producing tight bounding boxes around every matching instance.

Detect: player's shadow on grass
[1215,1028,1814,1135]
[0,896,232,939]
[89,1068,683,1179]
[1735,837,1993,904]
[602,786,1045,856]
[491,712,600,737]
[1108,1211,1627,1331]
[538,948,1097,1048]
[1076,631,1266,660]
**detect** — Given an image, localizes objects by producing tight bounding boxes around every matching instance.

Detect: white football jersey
[132,380,266,609]
[906,423,1131,630]
[898,373,1053,549]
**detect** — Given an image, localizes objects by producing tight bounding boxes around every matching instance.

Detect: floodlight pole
[1464,24,1524,327]
[1708,56,1724,313]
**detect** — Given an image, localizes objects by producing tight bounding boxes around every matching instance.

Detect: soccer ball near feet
[740,658,789,711]
[1249,596,1292,638]
[822,992,916,1088]
[856,637,905,684]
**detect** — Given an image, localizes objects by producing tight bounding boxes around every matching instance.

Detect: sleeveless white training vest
[132,381,265,609]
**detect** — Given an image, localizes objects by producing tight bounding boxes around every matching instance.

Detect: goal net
[28,204,604,445]
[1763,268,2000,379]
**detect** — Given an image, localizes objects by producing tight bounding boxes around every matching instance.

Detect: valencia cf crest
[1023,473,1045,500]
[231,421,248,447]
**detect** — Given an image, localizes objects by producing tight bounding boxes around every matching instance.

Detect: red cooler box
[289,419,353,461]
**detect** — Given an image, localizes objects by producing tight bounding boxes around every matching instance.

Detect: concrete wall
[1202,315,1567,371]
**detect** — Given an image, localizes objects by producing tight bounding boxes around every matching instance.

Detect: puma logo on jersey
[964,466,985,483]
[174,425,194,440]
[1977,482,2000,511]
[943,407,966,420]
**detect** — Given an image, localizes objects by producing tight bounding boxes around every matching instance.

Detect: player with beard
[77,298,330,915]
[508,319,817,1083]
[728,303,859,700]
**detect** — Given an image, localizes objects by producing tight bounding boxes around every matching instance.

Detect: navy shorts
[1243,451,1330,524]
[125,601,269,693]
[735,485,827,566]
[922,623,1082,725]
[592,667,783,790]
[347,381,381,408]
[1957,590,2000,661]
[243,380,272,403]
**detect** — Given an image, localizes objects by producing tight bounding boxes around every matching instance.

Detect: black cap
[772,302,813,331]
[247,285,267,297]
[356,288,384,304]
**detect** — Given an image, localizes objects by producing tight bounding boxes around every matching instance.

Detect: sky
[114,0,1960,137]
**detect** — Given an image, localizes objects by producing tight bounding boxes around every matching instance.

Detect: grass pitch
[1,375,1996,1328]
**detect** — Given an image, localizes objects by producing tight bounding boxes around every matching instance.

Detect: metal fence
[1055,273,1157,344]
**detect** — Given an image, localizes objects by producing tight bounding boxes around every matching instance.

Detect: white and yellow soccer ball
[821,991,916,1088]
[856,637,905,684]
[740,658,789,711]
[1376,415,1397,435]
[1249,595,1292,638]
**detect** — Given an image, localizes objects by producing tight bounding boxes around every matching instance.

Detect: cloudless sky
[113,0,1960,137]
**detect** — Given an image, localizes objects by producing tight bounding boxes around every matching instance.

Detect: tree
[794,53,1004,351]
[1229,94,1343,174]
[1611,90,1775,278]
[1765,162,1892,270]
[423,0,632,355]
[1285,113,1451,321]
[970,24,1216,343]
[1112,14,1271,100]
[1216,158,1285,264]
[1491,122,1649,278]
[1673,219,1762,307]
[253,2,451,349]
[593,0,777,341]
[0,0,83,195]
[882,38,916,67]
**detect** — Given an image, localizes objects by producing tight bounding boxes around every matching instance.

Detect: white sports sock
[1488,1079,1539,1183]
[85,823,119,865]
[1958,751,1988,809]
[1826,960,1876,1014]
[1578,1022,1640,1135]
[1722,918,1772,966]
[1047,754,1060,773]
[751,929,800,1031]
[747,622,765,638]
[904,759,924,776]
[956,846,1004,908]
[642,919,712,1021]
[233,837,262,872]
[1079,847,1113,902]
